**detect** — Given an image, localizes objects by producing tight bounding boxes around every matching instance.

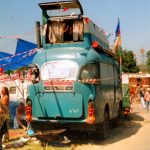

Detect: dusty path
[75,102,150,150]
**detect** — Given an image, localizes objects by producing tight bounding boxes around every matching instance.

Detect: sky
[0,0,150,64]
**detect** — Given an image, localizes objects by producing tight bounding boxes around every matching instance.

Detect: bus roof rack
[92,41,115,57]
[39,0,83,15]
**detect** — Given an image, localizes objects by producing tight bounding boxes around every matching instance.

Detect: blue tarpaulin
[0,39,37,71]
[0,51,12,66]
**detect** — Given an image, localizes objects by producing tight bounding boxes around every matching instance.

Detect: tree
[115,49,139,73]
[146,50,150,73]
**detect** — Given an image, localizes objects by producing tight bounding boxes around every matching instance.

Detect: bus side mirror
[32,69,40,84]
[29,65,40,84]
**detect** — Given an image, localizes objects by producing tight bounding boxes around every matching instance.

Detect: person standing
[0,87,9,108]
[139,88,145,108]
[144,88,150,111]
[0,103,9,150]
[0,87,10,143]
[16,102,26,130]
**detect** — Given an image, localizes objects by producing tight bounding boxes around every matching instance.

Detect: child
[16,102,26,130]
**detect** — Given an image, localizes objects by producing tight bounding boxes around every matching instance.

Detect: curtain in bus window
[48,22,64,43]
[73,20,83,41]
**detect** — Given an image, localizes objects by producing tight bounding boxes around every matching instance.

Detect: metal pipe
[36,21,42,49]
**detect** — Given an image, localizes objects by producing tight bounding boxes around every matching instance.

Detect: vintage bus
[26,0,122,139]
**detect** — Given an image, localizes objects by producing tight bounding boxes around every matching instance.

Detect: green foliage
[115,49,139,73]
[146,50,150,73]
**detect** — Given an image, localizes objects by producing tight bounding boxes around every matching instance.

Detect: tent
[1,39,37,71]
[0,52,13,66]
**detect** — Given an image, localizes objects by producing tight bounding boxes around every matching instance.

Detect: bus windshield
[41,60,79,80]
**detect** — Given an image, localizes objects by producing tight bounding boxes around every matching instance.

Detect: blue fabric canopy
[3,39,37,71]
[0,52,12,67]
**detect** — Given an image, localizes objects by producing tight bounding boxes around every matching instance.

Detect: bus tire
[101,110,110,140]
[118,101,123,118]
[112,101,123,127]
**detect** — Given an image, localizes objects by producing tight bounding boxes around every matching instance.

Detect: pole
[119,47,122,74]
[140,48,145,72]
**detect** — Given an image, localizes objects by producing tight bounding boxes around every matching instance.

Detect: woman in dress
[0,87,10,145]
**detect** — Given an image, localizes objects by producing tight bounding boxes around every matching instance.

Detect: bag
[27,123,34,136]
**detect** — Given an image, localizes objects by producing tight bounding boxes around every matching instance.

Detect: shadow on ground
[67,106,145,148]
[32,111,144,149]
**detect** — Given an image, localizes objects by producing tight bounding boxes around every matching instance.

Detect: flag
[115,19,121,36]
[113,18,122,53]
[63,7,69,12]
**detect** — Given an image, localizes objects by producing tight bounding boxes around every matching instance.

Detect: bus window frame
[79,63,100,83]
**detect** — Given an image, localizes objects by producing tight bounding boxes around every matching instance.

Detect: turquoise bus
[26,0,122,139]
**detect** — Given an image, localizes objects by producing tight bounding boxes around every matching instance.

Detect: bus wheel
[112,102,123,127]
[101,111,110,140]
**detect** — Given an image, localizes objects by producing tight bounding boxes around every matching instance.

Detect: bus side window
[80,64,99,80]
[80,69,90,80]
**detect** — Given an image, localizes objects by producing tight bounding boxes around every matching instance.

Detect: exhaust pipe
[36,21,42,49]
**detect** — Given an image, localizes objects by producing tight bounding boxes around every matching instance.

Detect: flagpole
[119,47,122,74]
[113,17,122,74]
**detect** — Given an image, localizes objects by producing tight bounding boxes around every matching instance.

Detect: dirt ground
[4,101,150,150]
[75,102,150,150]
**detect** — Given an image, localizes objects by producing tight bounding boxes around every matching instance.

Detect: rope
[0,74,121,84]
[0,25,42,40]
